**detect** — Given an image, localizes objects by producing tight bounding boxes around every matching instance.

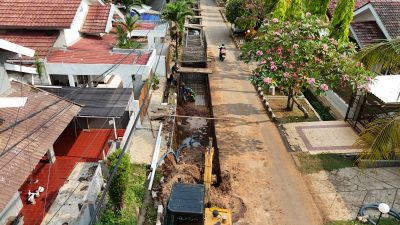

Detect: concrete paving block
[362,189,398,207]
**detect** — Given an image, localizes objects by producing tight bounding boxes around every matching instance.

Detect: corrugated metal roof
[41,87,133,117]
[0,81,80,212]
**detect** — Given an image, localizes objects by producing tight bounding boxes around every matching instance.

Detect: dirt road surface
[201,0,324,224]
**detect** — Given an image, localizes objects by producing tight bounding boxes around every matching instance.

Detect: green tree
[304,0,330,18]
[356,113,400,165]
[355,37,400,73]
[162,0,194,60]
[107,149,132,210]
[225,0,267,30]
[330,0,354,43]
[116,14,140,48]
[120,0,143,15]
[285,0,303,19]
[241,15,374,110]
[273,0,289,20]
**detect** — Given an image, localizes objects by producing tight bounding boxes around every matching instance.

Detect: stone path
[283,120,361,154]
[202,0,323,224]
[306,167,400,220]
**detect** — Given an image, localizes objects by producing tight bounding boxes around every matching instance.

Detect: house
[349,0,400,49]
[0,0,157,90]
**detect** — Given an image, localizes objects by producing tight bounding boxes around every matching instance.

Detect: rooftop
[370,75,400,104]
[370,0,400,38]
[328,0,370,17]
[0,0,82,29]
[81,5,112,35]
[0,81,80,213]
[41,87,133,118]
[351,21,386,47]
[0,30,59,59]
[47,34,152,65]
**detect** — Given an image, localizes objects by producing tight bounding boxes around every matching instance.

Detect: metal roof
[41,87,133,118]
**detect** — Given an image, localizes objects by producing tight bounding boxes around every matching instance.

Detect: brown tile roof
[351,21,386,47]
[370,0,400,38]
[328,0,370,17]
[0,30,59,59]
[0,81,80,212]
[135,22,157,30]
[81,5,112,35]
[47,34,152,65]
[0,0,82,29]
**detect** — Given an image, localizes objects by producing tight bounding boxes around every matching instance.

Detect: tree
[225,0,267,30]
[162,0,194,60]
[119,0,143,15]
[285,0,303,19]
[107,149,132,210]
[330,0,354,43]
[272,0,289,20]
[355,37,400,73]
[240,15,374,110]
[120,14,139,39]
[356,113,400,165]
[116,14,140,49]
[304,0,330,18]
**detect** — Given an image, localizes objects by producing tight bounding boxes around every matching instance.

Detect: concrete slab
[283,121,361,154]
[306,167,400,221]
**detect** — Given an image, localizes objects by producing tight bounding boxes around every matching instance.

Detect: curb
[252,83,296,152]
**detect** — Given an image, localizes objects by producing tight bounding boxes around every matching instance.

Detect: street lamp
[377,203,390,225]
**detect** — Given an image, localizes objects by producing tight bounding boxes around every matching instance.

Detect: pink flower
[256,50,263,56]
[274,31,281,36]
[283,72,289,78]
[267,57,273,61]
[255,73,260,77]
[341,74,349,81]
[282,61,288,67]
[270,65,278,71]
[276,48,282,55]
[260,60,267,65]
[291,60,296,64]
[359,84,371,92]
[315,57,321,63]
[266,49,271,54]
[292,44,299,49]
[291,73,298,78]
[319,84,329,92]
[366,76,373,83]
[330,38,338,46]
[272,18,279,23]
[264,77,272,84]
[289,64,294,69]
[322,44,329,51]
[307,78,316,85]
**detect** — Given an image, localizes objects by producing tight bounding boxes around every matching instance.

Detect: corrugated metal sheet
[0,81,80,212]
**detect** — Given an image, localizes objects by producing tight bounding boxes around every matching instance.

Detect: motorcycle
[219,47,226,61]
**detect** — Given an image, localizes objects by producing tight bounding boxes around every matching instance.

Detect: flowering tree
[241,14,374,110]
[225,0,267,30]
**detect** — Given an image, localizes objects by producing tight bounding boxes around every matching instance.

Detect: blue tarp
[131,12,160,21]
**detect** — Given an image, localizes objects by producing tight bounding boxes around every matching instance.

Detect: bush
[152,75,160,90]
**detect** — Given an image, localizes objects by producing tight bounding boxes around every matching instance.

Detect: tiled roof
[0,81,80,213]
[370,0,400,38]
[0,0,82,29]
[47,35,152,65]
[0,30,59,59]
[81,5,112,35]
[135,22,157,30]
[351,21,386,47]
[328,0,370,17]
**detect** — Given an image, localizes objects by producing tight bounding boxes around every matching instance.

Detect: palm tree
[355,38,400,73]
[162,0,194,60]
[355,113,400,165]
[120,14,139,38]
[116,14,139,48]
[119,0,143,15]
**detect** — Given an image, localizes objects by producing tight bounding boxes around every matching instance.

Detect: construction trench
[152,8,247,221]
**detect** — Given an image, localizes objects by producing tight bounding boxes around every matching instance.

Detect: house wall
[0,191,23,225]
[353,10,375,22]
[0,52,13,94]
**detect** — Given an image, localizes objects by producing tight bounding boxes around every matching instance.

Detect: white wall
[0,65,10,94]
[353,9,375,22]
[64,1,89,46]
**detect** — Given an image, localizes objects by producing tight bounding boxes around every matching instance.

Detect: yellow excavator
[164,141,232,225]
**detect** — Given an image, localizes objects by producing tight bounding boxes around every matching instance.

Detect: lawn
[295,153,355,174]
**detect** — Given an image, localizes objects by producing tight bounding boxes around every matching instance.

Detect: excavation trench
[157,71,246,222]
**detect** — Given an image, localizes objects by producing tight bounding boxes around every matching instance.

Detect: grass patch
[325,218,400,225]
[303,90,335,121]
[144,169,162,225]
[97,163,147,225]
[296,153,354,173]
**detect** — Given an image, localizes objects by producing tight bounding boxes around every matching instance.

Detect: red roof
[47,35,151,64]
[328,0,370,17]
[351,21,386,47]
[370,0,400,38]
[81,5,112,35]
[0,81,80,213]
[135,22,157,30]
[0,30,59,59]
[0,0,82,29]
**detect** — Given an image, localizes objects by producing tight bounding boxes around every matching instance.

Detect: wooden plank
[177,67,213,74]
